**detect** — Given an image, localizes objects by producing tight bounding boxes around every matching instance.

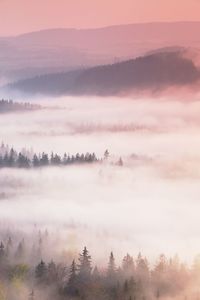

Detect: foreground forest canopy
[0,99,40,113]
[0,232,200,300]
[0,143,99,168]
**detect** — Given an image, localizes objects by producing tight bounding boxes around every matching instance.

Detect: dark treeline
[0,99,40,113]
[0,143,98,168]
[0,234,199,300]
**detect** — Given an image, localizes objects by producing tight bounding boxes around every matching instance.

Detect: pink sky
[0,0,200,36]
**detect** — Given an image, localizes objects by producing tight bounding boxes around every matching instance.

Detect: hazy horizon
[1,20,200,37]
[1,0,200,36]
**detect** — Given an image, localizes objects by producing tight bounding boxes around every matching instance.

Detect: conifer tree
[78,247,92,280]
[122,254,135,277]
[6,236,12,258]
[47,260,57,283]
[8,148,16,167]
[35,260,47,283]
[40,153,49,166]
[63,153,68,165]
[15,239,25,261]
[67,260,78,294]
[33,154,40,167]
[107,252,116,278]
[0,242,5,265]
[104,149,109,160]
[136,253,149,285]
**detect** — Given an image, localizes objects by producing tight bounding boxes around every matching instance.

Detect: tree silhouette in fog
[0,143,99,169]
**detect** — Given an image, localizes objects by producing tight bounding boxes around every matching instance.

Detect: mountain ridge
[8,21,200,38]
[2,21,200,84]
[6,50,200,97]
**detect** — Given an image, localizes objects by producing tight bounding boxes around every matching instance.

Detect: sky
[0,0,200,36]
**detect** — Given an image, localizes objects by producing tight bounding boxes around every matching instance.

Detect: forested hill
[0,99,40,113]
[2,22,200,83]
[6,51,200,97]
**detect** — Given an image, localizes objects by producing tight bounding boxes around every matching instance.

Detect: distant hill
[6,51,200,97]
[2,22,200,83]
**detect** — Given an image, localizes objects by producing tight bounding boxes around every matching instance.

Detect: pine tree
[33,154,40,167]
[104,149,109,160]
[35,260,47,283]
[47,260,57,283]
[63,153,68,165]
[78,247,92,280]
[6,236,12,258]
[76,153,80,162]
[8,148,16,167]
[107,252,116,278]
[123,279,129,293]
[40,152,49,166]
[155,254,167,273]
[122,253,134,277]
[136,253,149,285]
[15,239,25,261]
[67,260,78,294]
[0,242,5,265]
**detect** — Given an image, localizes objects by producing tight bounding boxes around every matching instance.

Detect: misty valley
[2,15,200,300]
[0,95,200,300]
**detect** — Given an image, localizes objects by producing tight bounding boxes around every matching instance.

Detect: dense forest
[0,143,98,168]
[0,99,40,113]
[0,230,199,300]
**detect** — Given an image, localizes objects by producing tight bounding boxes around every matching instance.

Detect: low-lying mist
[1,95,200,263]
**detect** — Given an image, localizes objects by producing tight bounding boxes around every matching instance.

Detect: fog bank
[1,96,200,263]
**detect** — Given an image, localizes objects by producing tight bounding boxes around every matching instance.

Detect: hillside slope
[2,22,200,83]
[6,51,200,97]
